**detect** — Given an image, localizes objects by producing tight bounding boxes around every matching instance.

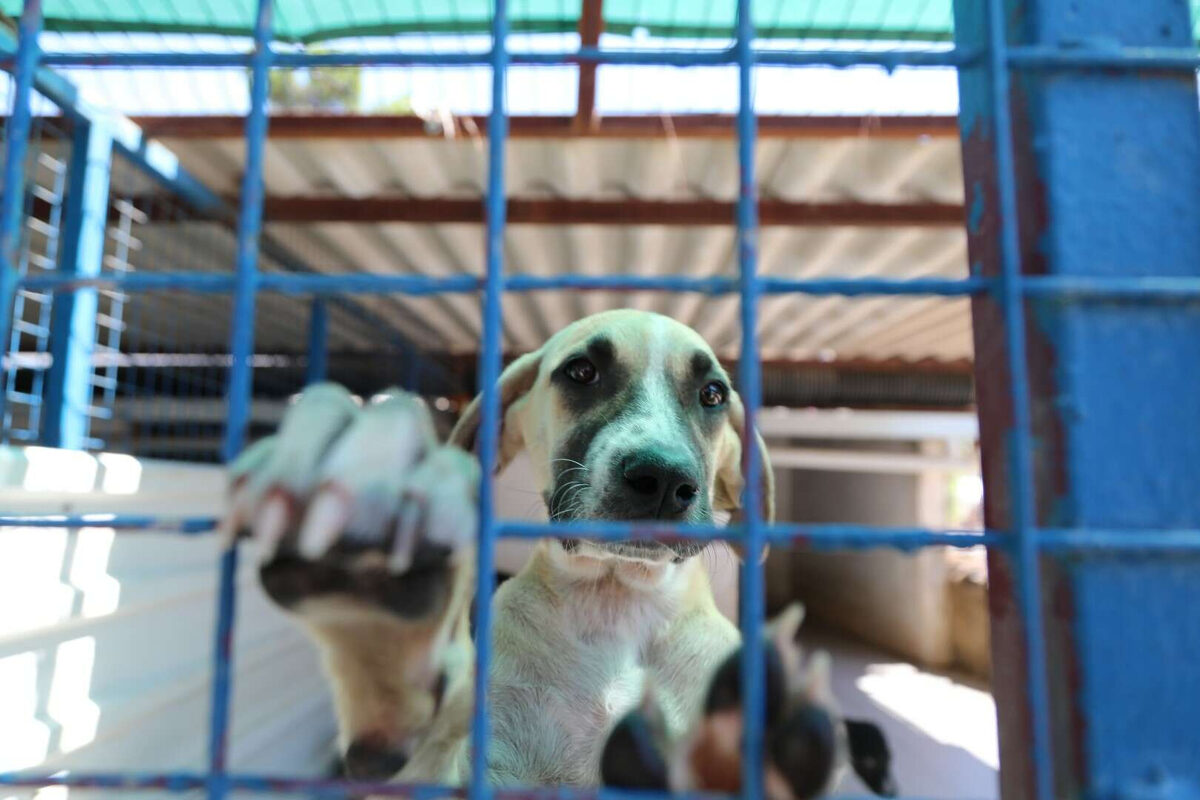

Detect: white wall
[0,447,335,800]
[771,462,956,669]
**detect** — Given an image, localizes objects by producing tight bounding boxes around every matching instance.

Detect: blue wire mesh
[2,0,1200,798]
[1,108,68,443]
[0,133,439,460]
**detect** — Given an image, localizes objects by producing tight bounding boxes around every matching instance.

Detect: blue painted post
[733,1,767,799]
[222,0,272,463]
[470,0,509,796]
[41,120,114,449]
[207,2,273,799]
[0,0,42,433]
[957,1,1056,799]
[954,0,1200,799]
[304,298,328,385]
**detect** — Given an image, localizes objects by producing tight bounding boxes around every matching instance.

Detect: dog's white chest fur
[490,635,647,784]
[481,546,698,785]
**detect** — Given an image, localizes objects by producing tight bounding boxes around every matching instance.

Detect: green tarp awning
[1,0,959,44]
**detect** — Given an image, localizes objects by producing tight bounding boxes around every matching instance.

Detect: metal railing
[3,0,1200,799]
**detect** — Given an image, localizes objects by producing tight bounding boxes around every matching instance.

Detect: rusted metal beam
[573,0,605,131]
[31,193,964,227]
[128,113,960,140]
[257,196,965,226]
[34,191,967,231]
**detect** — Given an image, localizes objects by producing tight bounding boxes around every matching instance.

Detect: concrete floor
[806,629,999,800]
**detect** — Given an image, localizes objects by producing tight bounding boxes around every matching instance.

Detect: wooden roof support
[163,196,964,226]
[130,113,960,140]
[36,194,965,227]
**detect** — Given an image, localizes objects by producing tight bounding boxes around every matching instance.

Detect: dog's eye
[564,357,599,385]
[700,381,727,407]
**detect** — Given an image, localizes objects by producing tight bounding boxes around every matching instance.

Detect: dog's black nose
[621,452,700,518]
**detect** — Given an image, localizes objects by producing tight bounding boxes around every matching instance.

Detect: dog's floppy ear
[448,349,543,473]
[713,389,775,525]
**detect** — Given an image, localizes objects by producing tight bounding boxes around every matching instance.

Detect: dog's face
[451,310,772,563]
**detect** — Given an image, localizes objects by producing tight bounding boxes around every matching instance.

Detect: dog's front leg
[223,384,478,781]
[602,605,898,800]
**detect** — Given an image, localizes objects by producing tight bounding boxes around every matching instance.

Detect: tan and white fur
[224,310,876,798]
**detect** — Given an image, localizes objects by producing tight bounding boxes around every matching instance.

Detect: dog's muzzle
[559,537,707,563]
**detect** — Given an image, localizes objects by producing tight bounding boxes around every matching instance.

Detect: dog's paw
[223,384,479,621]
[627,604,897,800]
[601,679,671,791]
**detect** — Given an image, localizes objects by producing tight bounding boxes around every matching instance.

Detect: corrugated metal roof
[130,128,973,363]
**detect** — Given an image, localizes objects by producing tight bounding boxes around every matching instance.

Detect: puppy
[224,309,894,797]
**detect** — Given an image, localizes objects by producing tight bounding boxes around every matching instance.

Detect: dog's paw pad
[600,709,670,791]
[343,736,409,780]
[769,703,838,800]
[704,638,788,727]
[683,603,898,799]
[259,554,349,608]
[259,540,455,619]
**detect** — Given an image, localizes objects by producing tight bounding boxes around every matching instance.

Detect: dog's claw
[297,489,350,560]
[390,498,422,573]
[222,385,478,623]
[253,492,292,563]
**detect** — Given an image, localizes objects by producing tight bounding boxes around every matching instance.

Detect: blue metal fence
[1,115,67,443]
[2,0,1199,799]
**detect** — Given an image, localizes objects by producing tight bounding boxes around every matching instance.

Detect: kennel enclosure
[2,1,1200,800]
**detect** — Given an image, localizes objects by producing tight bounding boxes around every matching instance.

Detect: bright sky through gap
[5,31,959,118]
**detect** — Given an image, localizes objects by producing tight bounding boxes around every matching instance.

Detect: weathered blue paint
[1024,0,1200,792]
[14,45,970,70]
[19,270,994,297]
[305,298,329,385]
[982,0,1056,797]
[40,119,113,449]
[0,0,42,432]
[1007,44,1200,71]
[21,268,1200,301]
[206,4,273,799]
[733,3,767,800]
[952,0,1056,795]
[0,514,223,533]
[221,0,273,464]
[6,512,1198,555]
[469,2,509,797]
[955,0,1200,799]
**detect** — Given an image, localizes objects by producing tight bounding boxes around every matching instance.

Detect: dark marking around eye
[690,350,714,378]
[551,336,629,416]
[585,335,615,365]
